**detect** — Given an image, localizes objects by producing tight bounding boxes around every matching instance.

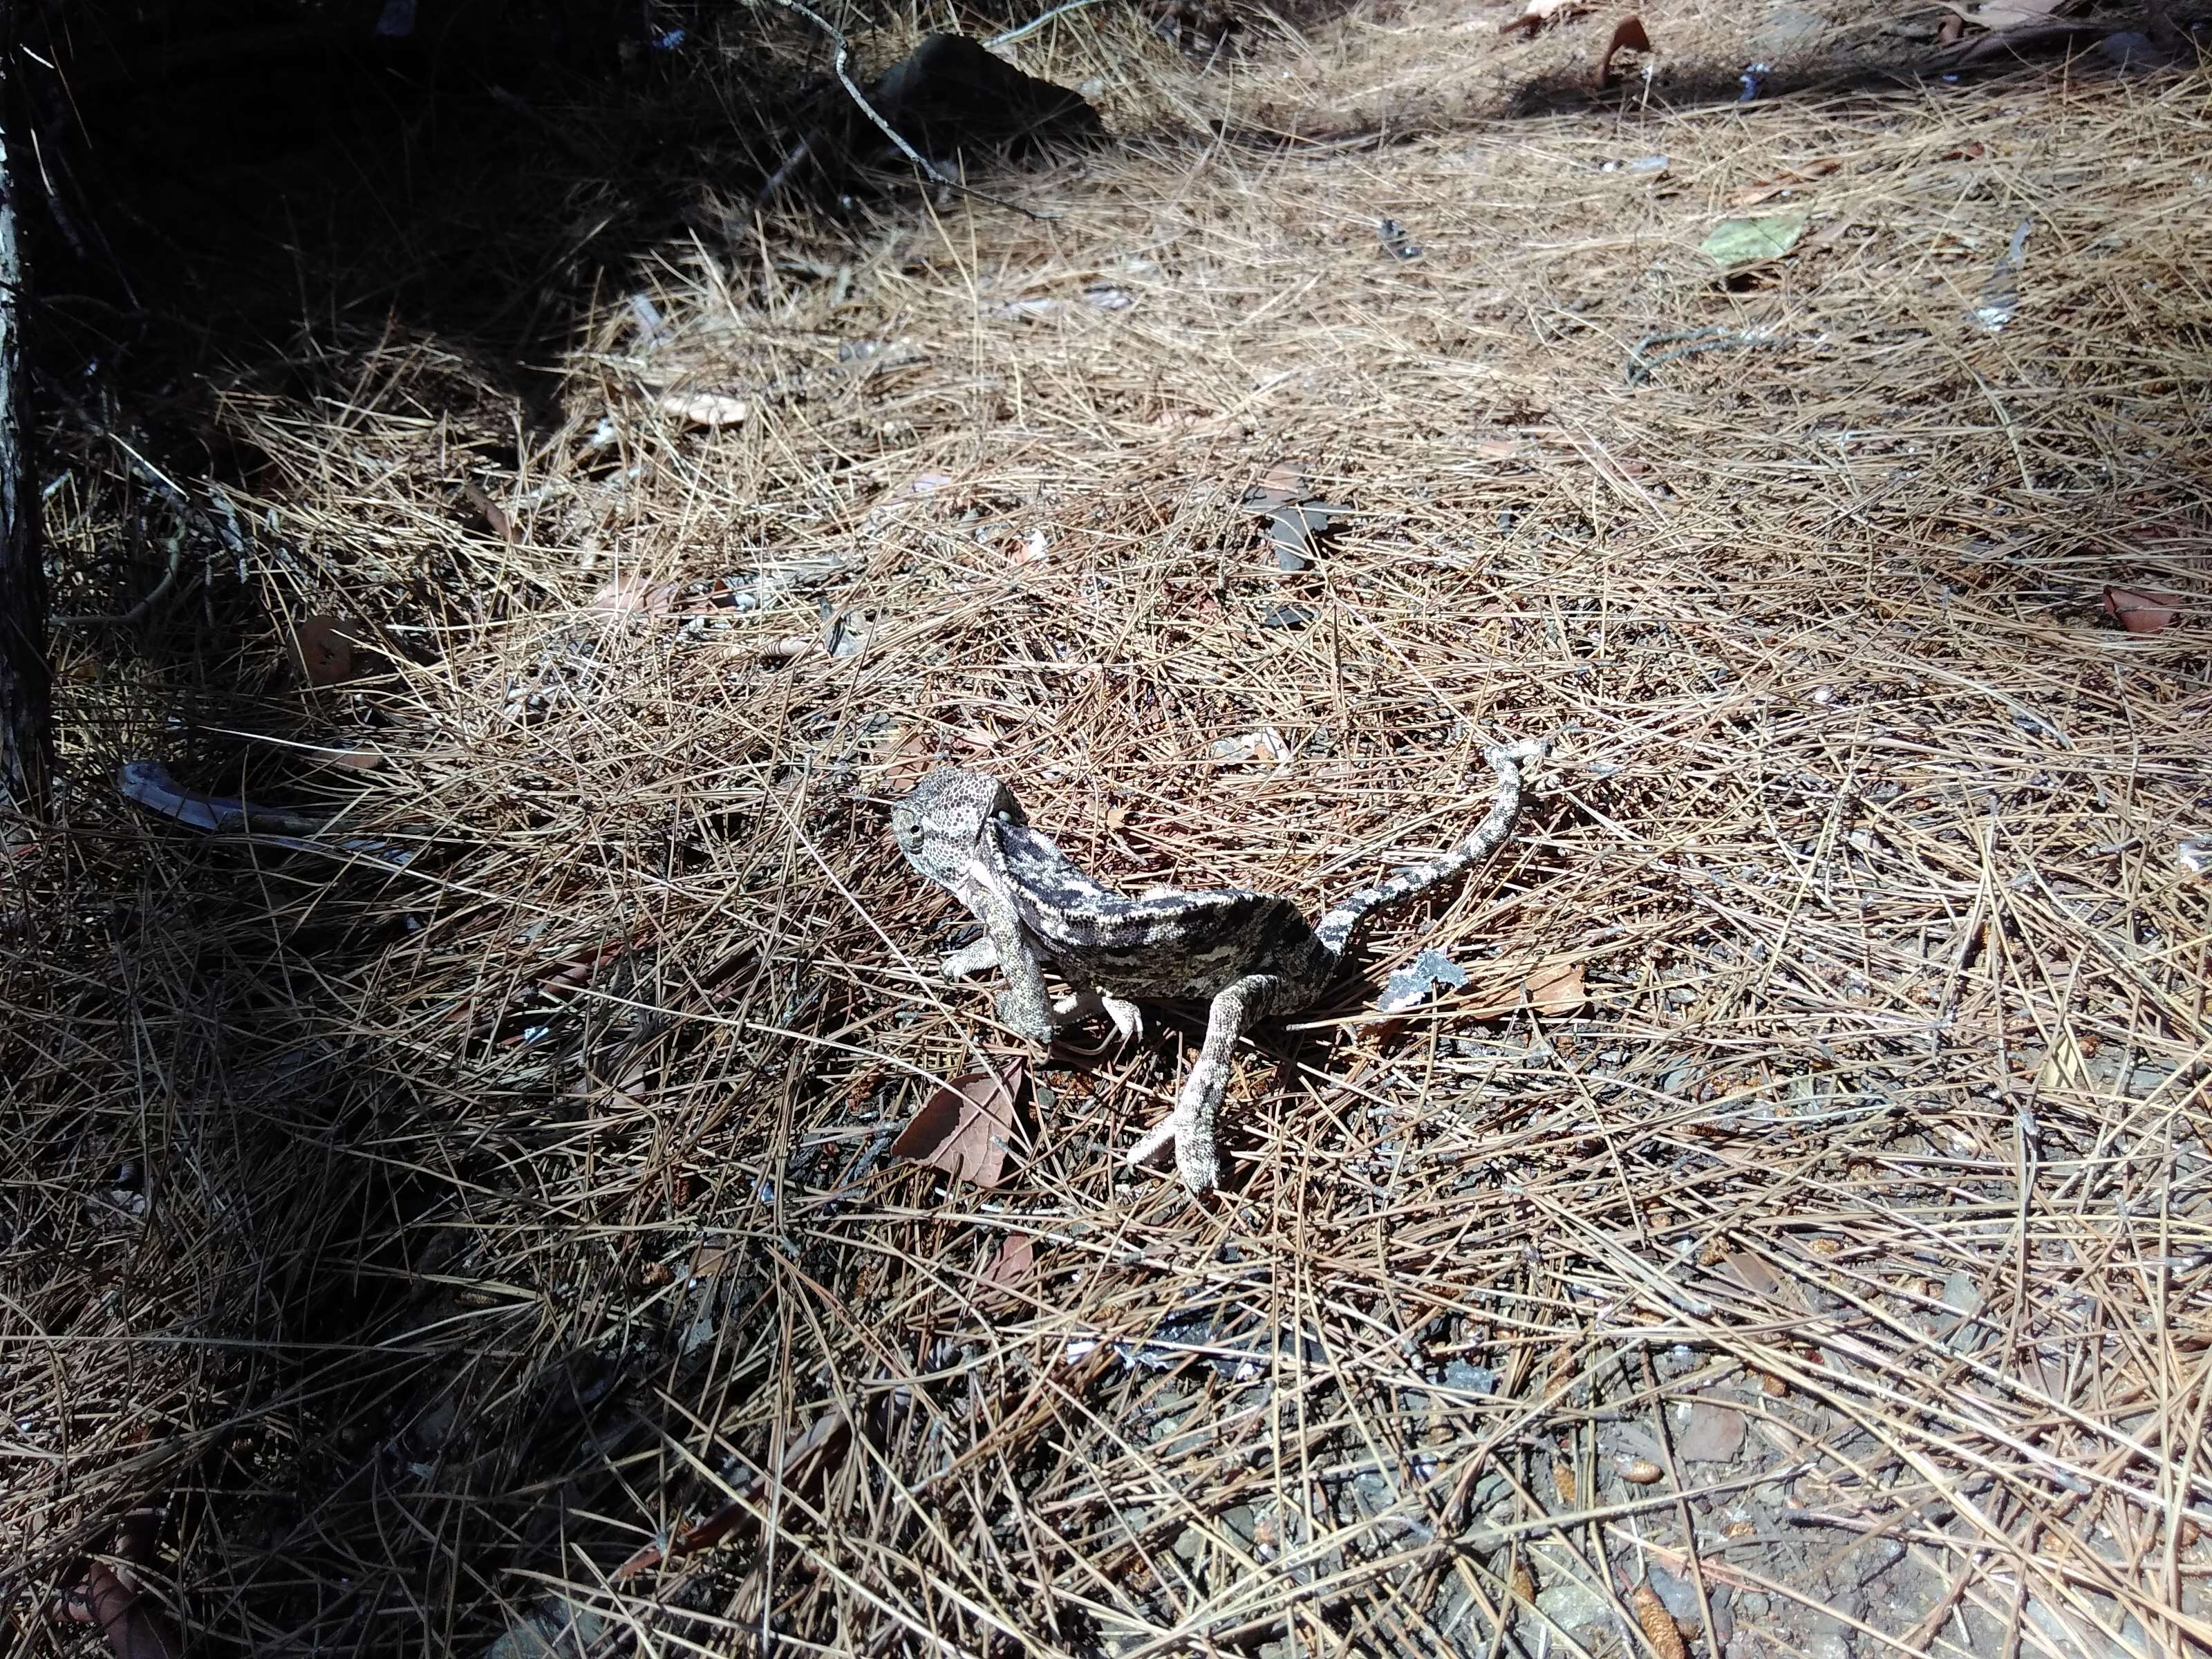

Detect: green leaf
[1700,211,1810,268]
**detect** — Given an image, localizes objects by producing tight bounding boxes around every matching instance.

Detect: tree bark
[0,0,50,817]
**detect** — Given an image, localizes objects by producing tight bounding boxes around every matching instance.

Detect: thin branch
[987,0,1123,50]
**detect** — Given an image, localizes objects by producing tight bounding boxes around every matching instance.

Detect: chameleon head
[891,767,1026,887]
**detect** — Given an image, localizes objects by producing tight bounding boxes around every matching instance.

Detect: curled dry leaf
[1593,15,1651,88]
[57,1563,183,1659]
[659,391,751,428]
[290,615,357,685]
[460,479,517,543]
[891,1062,1025,1188]
[1633,1582,1688,1659]
[2102,585,2180,635]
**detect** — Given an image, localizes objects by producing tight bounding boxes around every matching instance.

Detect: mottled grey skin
[892,738,1547,1193]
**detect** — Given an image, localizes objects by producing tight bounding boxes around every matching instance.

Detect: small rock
[1676,1400,1747,1463]
[1441,1358,1500,1394]
[482,1599,606,1659]
[1804,1613,1854,1659]
[409,1394,460,1454]
[1756,4,1830,54]
[1646,1564,1703,1626]
[2098,29,2159,69]
[1351,1470,1399,1515]
[1535,1575,1611,1633]
[1257,603,1314,628]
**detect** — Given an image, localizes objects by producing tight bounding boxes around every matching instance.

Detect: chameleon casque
[891,738,1548,1193]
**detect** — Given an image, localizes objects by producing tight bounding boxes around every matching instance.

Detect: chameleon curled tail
[1311,737,1549,957]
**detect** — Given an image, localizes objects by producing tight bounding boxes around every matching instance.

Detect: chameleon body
[892,738,1547,1192]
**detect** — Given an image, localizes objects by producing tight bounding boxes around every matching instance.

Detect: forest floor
[5,1,2209,1656]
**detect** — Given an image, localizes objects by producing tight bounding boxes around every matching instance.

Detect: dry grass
[5,2,2211,1655]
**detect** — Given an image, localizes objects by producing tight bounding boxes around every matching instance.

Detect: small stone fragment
[1676,1401,1746,1463]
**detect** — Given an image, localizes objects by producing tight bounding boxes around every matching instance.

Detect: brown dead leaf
[1526,959,1586,1014]
[879,728,937,796]
[1499,0,1588,37]
[1454,958,1586,1019]
[290,615,357,685]
[460,479,517,543]
[891,1063,1024,1188]
[2103,585,2181,635]
[590,572,682,615]
[977,1231,1035,1301]
[56,1564,182,1659]
[1593,15,1651,88]
[1723,1248,1782,1297]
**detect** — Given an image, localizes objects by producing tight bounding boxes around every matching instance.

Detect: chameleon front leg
[1125,973,1285,1194]
[944,935,1139,1043]
[941,935,1002,979]
[1051,988,1144,1044]
[955,893,1055,1044]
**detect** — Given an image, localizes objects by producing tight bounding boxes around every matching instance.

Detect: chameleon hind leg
[1125,973,1285,1194]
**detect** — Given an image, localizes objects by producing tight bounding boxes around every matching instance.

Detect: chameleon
[890,737,1548,1193]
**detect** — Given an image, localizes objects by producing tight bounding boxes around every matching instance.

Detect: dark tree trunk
[0,0,49,817]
